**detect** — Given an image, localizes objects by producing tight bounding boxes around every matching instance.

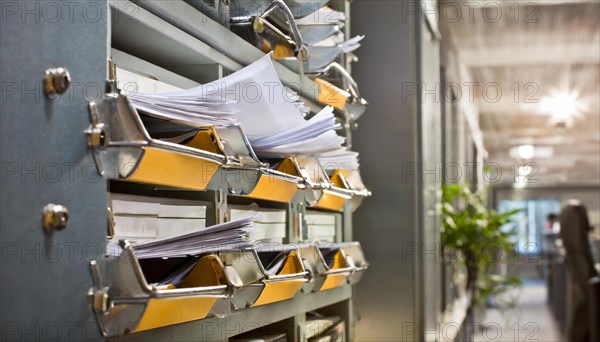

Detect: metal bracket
[85,85,148,179]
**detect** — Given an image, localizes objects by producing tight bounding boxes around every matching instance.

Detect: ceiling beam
[459,45,600,67]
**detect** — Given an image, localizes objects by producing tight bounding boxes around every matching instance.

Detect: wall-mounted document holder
[295,242,369,293]
[337,242,369,285]
[230,0,309,61]
[313,169,353,212]
[297,245,329,293]
[248,157,369,211]
[316,243,355,291]
[90,240,366,336]
[336,169,370,212]
[89,244,230,336]
[245,155,333,204]
[217,247,308,308]
[313,169,371,212]
[270,156,333,206]
[87,85,269,195]
[183,125,269,195]
[244,161,304,203]
[313,62,368,121]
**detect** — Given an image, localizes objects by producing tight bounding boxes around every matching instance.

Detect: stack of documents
[125,54,358,163]
[107,215,258,259]
[305,212,337,242]
[129,91,238,128]
[318,149,359,171]
[250,106,345,158]
[110,194,208,242]
[230,206,287,243]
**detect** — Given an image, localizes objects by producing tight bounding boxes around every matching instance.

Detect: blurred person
[546,213,560,234]
[543,213,560,256]
[559,200,599,342]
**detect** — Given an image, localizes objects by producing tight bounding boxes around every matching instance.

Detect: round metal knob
[42,204,69,232]
[44,67,71,97]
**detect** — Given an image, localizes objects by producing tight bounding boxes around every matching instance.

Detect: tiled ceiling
[439,0,600,185]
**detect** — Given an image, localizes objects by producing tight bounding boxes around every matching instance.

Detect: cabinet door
[1,1,108,340]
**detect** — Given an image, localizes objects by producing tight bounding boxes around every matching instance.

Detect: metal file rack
[0,0,367,340]
[101,0,367,340]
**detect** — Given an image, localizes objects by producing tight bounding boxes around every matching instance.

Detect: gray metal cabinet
[1,1,364,341]
[1,1,108,340]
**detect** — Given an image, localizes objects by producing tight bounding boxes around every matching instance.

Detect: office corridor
[475,281,563,342]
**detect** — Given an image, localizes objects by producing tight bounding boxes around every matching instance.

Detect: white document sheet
[107,215,259,259]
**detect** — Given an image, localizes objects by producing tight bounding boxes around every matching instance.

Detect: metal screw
[42,204,69,232]
[88,123,109,149]
[44,67,71,98]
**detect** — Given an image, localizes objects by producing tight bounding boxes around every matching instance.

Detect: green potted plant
[441,184,522,323]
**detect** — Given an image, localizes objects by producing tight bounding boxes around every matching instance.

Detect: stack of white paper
[318,149,360,171]
[126,54,359,165]
[250,106,346,158]
[229,206,287,243]
[106,215,258,259]
[130,92,238,127]
[131,55,351,159]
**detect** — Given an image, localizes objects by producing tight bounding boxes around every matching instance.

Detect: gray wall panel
[1,1,108,340]
[351,1,421,340]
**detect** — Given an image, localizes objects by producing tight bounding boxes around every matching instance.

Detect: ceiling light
[518,145,534,159]
[509,145,554,160]
[540,91,586,126]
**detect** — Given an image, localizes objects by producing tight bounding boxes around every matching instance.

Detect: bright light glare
[518,145,535,159]
[540,92,582,124]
